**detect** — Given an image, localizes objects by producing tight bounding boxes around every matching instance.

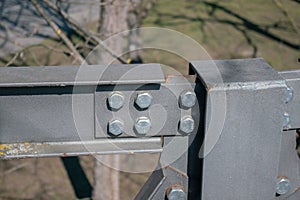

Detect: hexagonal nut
[167,187,186,200]
[179,116,195,134]
[108,119,124,136]
[276,178,291,195]
[134,117,151,135]
[108,92,124,110]
[179,91,196,108]
[135,92,153,109]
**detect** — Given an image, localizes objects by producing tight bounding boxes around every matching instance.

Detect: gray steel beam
[0,59,299,200]
[0,63,165,87]
[0,138,163,159]
[190,58,288,200]
[0,64,197,159]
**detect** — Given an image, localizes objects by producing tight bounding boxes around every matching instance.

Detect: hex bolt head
[135,117,151,135]
[179,91,196,108]
[276,178,291,195]
[179,116,195,134]
[285,86,293,103]
[108,92,124,110]
[135,92,153,109]
[283,112,291,128]
[108,119,124,136]
[167,187,186,200]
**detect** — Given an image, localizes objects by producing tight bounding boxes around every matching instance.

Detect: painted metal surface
[280,70,300,129]
[135,137,189,200]
[277,130,300,198]
[190,58,288,200]
[0,63,165,87]
[95,79,199,138]
[0,138,163,159]
[0,59,299,200]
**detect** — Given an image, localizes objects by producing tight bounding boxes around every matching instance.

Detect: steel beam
[0,59,299,200]
[190,58,289,200]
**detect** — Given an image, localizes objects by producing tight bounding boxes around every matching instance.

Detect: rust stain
[61,153,67,157]
[277,174,289,179]
[165,165,188,177]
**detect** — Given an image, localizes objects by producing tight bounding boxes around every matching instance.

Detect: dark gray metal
[94,77,199,138]
[135,137,189,200]
[0,59,299,200]
[0,92,94,143]
[280,70,300,129]
[190,58,287,200]
[0,63,165,87]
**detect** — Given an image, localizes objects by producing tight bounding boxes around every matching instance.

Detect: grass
[142,0,300,71]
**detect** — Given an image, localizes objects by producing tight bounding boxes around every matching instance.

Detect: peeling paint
[0,142,36,158]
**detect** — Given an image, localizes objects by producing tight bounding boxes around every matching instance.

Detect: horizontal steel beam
[0,137,163,159]
[0,63,198,159]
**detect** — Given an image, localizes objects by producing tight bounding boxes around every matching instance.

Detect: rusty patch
[165,75,195,83]
[0,142,38,158]
[165,165,188,177]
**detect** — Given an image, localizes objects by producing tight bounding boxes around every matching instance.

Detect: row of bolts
[107,87,295,198]
[108,90,194,199]
[107,90,197,136]
[165,86,296,199]
[276,86,293,196]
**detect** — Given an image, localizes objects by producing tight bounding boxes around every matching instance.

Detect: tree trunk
[93,1,155,199]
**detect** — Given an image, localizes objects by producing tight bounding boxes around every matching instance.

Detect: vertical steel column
[190,58,288,200]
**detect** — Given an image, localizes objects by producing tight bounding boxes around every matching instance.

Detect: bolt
[179,116,195,134]
[108,119,124,136]
[179,91,196,108]
[276,178,291,195]
[285,86,293,103]
[135,92,153,109]
[108,92,124,110]
[167,187,186,200]
[135,117,151,135]
[283,112,291,128]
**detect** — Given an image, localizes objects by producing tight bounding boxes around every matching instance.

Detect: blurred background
[0,0,299,199]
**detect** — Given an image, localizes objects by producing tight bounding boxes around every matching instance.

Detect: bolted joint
[108,119,124,136]
[107,92,125,110]
[135,92,153,109]
[179,90,197,108]
[276,178,291,195]
[166,186,186,200]
[134,117,151,135]
[179,115,195,134]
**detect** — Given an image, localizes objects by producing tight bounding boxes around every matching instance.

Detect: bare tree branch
[30,0,84,63]
[41,0,128,64]
[4,52,19,67]
[273,0,299,34]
